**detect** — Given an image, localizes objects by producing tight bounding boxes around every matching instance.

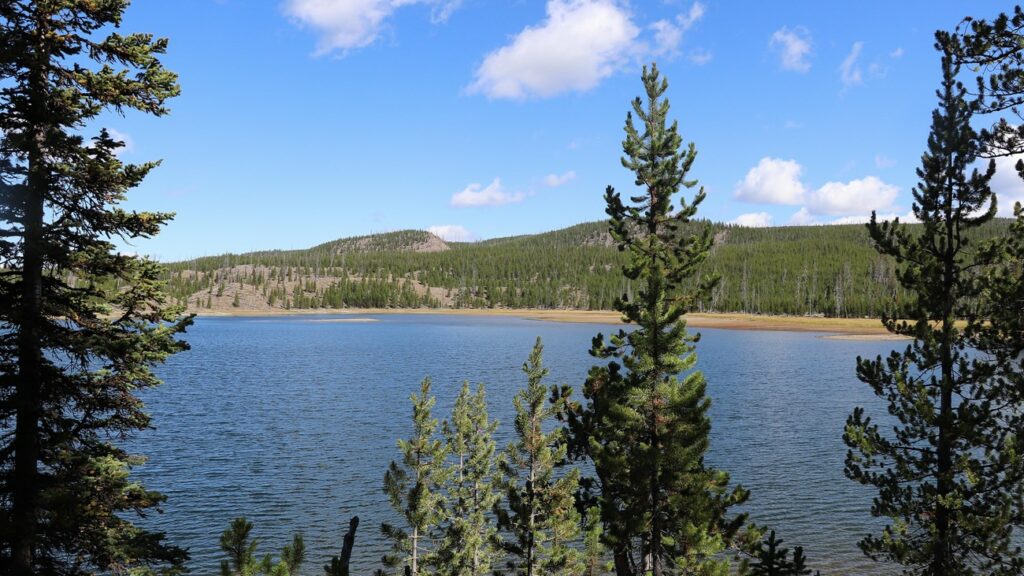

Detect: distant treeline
[158,219,1014,317]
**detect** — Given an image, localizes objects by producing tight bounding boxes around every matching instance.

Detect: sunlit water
[128,314,901,575]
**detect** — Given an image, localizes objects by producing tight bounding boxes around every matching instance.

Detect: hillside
[160,219,1015,317]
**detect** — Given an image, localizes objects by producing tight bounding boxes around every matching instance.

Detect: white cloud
[829,211,916,225]
[732,212,773,227]
[543,170,576,187]
[826,214,872,225]
[285,0,460,56]
[889,47,904,59]
[677,1,705,30]
[649,20,682,57]
[769,26,812,72]
[429,0,461,23]
[840,41,864,87]
[469,0,640,99]
[874,154,896,168]
[789,209,915,226]
[450,178,525,207]
[740,158,902,223]
[734,157,807,205]
[106,128,134,156]
[688,48,713,65]
[788,207,816,225]
[992,153,1024,216]
[428,224,477,242]
[649,1,705,57]
[469,1,706,99]
[806,176,899,215]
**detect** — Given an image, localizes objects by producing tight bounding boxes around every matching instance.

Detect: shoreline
[194,308,902,337]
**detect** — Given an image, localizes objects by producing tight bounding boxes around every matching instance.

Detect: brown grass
[196,308,898,336]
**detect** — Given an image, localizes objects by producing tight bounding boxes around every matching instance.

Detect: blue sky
[107,0,1022,261]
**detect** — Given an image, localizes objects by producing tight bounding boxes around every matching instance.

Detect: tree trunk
[527,458,536,576]
[933,175,957,576]
[613,546,632,576]
[11,41,49,574]
[12,161,44,576]
[339,516,359,576]
[647,208,663,576]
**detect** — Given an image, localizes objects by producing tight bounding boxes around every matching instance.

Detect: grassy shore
[195,307,902,337]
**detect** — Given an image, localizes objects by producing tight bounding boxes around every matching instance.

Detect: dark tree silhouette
[0,2,190,574]
[844,33,1024,576]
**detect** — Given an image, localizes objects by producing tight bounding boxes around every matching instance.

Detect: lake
[129,313,899,575]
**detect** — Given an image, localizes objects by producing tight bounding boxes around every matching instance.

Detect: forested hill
[160,219,1014,318]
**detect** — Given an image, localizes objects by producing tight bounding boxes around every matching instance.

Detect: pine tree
[381,378,449,575]
[747,531,817,576]
[0,2,189,574]
[439,382,501,576]
[498,337,582,576]
[218,517,305,576]
[973,201,1024,407]
[582,506,610,576]
[220,518,262,576]
[951,5,1024,159]
[844,34,1024,576]
[567,63,748,576]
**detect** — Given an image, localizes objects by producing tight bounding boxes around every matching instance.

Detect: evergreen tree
[567,63,748,576]
[746,531,817,576]
[220,518,263,576]
[497,337,582,576]
[439,382,501,576]
[952,5,1024,159]
[381,378,449,575]
[582,506,610,576]
[218,517,305,576]
[0,2,188,574]
[972,201,1024,410]
[844,34,1024,576]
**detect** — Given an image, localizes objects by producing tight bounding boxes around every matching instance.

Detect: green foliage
[218,517,305,576]
[971,201,1024,413]
[582,506,611,576]
[0,2,190,574]
[438,382,502,576]
[567,63,747,576]
[381,378,449,575]
[952,5,1024,157]
[746,531,817,576]
[844,35,1024,575]
[497,338,583,576]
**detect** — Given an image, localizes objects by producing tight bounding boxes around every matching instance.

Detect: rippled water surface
[130,314,900,575]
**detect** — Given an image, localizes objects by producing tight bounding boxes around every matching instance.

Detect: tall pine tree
[0,2,188,574]
[567,63,747,576]
[438,382,501,576]
[381,378,449,575]
[497,337,582,576]
[844,33,1024,576]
